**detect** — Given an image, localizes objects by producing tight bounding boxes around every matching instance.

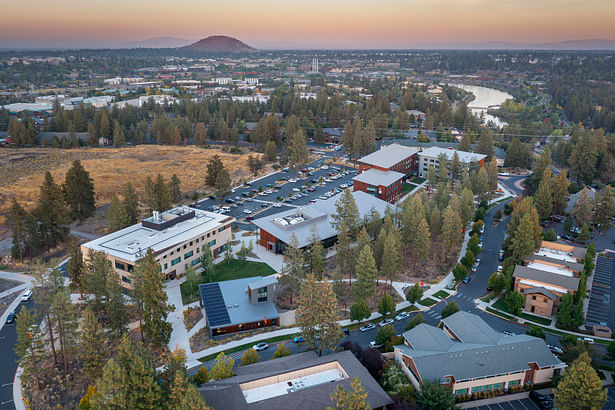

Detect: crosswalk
[454,294,475,302]
[424,310,442,320]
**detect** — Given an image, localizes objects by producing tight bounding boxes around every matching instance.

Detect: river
[450,83,513,128]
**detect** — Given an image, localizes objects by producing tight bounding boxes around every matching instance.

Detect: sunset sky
[1,0,614,49]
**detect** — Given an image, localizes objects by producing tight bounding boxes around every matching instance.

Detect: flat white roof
[243,368,344,403]
[535,248,577,264]
[526,262,574,277]
[358,143,419,169]
[82,206,233,262]
[353,168,405,187]
[419,147,487,163]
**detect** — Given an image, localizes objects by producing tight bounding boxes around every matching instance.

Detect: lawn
[520,312,552,326]
[197,333,297,363]
[411,177,426,184]
[492,298,510,312]
[433,290,450,299]
[180,259,276,305]
[419,298,438,306]
[486,307,513,320]
[402,182,418,193]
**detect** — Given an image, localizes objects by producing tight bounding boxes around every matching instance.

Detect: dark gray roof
[198,351,392,410]
[524,287,558,301]
[396,311,564,383]
[513,265,580,291]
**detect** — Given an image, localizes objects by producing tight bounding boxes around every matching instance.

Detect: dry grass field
[0,145,267,227]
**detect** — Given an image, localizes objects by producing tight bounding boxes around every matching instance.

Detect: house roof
[248,276,278,290]
[418,147,487,163]
[199,277,279,329]
[357,143,419,169]
[352,168,405,187]
[524,287,558,301]
[198,351,392,410]
[513,265,580,291]
[396,311,564,383]
[527,254,584,273]
[252,191,389,249]
[383,139,506,159]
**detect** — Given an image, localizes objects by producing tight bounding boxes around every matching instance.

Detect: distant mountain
[122,37,194,48]
[183,35,256,52]
[415,39,615,50]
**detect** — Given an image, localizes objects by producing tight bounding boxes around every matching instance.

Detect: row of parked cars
[5,289,33,324]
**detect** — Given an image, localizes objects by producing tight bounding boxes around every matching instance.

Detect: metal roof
[418,147,487,163]
[513,265,580,291]
[352,168,405,187]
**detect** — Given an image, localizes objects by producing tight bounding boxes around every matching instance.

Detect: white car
[307,167,315,171]
[221,206,231,213]
[292,188,300,192]
[21,290,33,302]
[273,203,282,208]
[359,324,376,332]
[321,165,329,170]
[340,184,347,189]
[395,311,410,321]
[243,209,252,214]
[253,342,269,351]
[379,318,394,327]
[289,178,297,183]
[369,341,384,349]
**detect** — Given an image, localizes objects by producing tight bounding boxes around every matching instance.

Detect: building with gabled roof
[394,312,565,396]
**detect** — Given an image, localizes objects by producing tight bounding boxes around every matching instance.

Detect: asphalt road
[0,296,38,409]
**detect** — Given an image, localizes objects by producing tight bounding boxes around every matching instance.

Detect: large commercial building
[513,241,587,317]
[352,143,419,202]
[394,312,565,396]
[253,191,389,253]
[198,350,392,409]
[417,147,487,178]
[82,206,234,289]
[199,276,279,337]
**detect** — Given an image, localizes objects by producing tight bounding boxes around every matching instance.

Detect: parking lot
[191,157,360,226]
[463,392,556,410]
[586,254,615,329]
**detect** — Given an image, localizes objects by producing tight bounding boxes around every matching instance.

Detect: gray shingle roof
[513,265,580,291]
[353,168,405,187]
[357,143,419,169]
[396,312,564,383]
[198,351,392,410]
[524,287,558,301]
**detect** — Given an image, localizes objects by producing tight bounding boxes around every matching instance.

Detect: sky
[1,0,614,49]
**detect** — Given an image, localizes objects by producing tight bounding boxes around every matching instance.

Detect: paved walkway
[166,278,191,354]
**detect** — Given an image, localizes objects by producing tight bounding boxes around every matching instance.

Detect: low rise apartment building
[513,241,587,317]
[417,147,486,178]
[82,206,234,289]
[394,312,565,396]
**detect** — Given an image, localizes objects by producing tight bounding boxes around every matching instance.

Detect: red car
[301,168,308,173]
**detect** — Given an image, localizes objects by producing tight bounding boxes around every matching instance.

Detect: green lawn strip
[419,298,438,306]
[181,259,276,305]
[399,304,419,313]
[402,183,418,192]
[411,177,426,184]
[519,313,552,326]
[486,307,513,320]
[197,334,298,363]
[432,290,450,299]
[492,298,509,312]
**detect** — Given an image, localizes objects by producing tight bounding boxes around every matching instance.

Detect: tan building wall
[523,292,556,317]
[82,222,233,290]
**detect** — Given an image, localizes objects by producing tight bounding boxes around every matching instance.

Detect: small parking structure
[585,254,614,329]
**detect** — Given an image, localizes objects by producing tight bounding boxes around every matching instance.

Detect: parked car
[273,203,282,208]
[529,391,555,409]
[243,209,252,214]
[359,323,376,332]
[395,311,410,321]
[369,341,384,349]
[547,344,563,354]
[462,276,471,284]
[503,330,515,336]
[6,311,16,324]
[343,328,350,336]
[379,318,394,327]
[253,342,269,351]
[21,290,33,302]
[293,336,305,343]
[578,337,595,344]
[498,250,505,261]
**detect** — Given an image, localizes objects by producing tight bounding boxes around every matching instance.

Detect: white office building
[417,147,487,178]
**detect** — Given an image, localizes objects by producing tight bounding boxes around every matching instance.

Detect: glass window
[164,263,168,270]
[114,261,125,271]
[191,258,200,266]
[483,384,492,391]
[209,240,216,247]
[171,257,181,266]
[184,264,188,269]
[183,244,187,249]
[184,251,193,259]
[455,388,468,395]
[472,386,482,392]
[493,383,503,389]
[509,380,519,386]
[257,287,268,303]
[196,238,200,243]
[218,226,225,232]
[121,276,131,284]
[190,241,193,246]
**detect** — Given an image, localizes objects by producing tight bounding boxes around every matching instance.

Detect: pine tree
[264,140,277,161]
[288,129,310,170]
[416,381,456,410]
[87,122,98,146]
[350,298,371,322]
[81,307,106,383]
[336,221,354,288]
[441,206,462,262]
[15,307,44,391]
[214,167,232,200]
[354,245,377,300]
[154,173,172,212]
[122,182,139,225]
[511,212,541,260]
[594,185,614,232]
[296,275,343,356]
[326,377,370,410]
[554,352,606,409]
[8,200,28,260]
[169,370,188,408]
[381,230,402,286]
[119,335,162,409]
[51,288,78,376]
[535,167,553,220]
[331,188,360,232]
[113,120,126,147]
[67,239,85,296]
[282,233,305,305]
[180,384,211,409]
[107,268,129,338]
[476,128,494,158]
[200,243,214,283]
[310,239,326,280]
[441,300,460,318]
[168,174,181,205]
[378,293,395,318]
[34,171,70,249]
[210,352,235,380]
[205,155,224,186]
[108,193,129,233]
[63,160,96,221]
[486,157,499,199]
[458,132,472,152]
[91,359,127,409]
[552,171,569,217]
[86,250,111,314]
[144,175,156,214]
[134,249,173,347]
[195,122,207,146]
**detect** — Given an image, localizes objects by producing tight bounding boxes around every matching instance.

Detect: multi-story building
[513,241,587,317]
[394,312,565,396]
[417,147,486,178]
[82,206,235,289]
[352,168,405,203]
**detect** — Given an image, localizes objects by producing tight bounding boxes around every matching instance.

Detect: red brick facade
[353,179,402,203]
